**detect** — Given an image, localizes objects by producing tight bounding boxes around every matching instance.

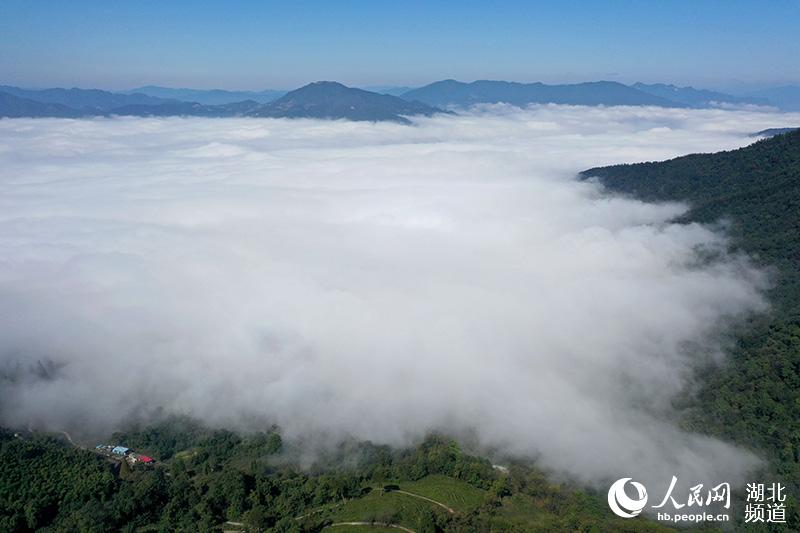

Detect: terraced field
[328,490,443,526]
[399,474,486,513]
[307,475,487,531]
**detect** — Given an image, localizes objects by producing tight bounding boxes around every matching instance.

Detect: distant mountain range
[744,85,800,112]
[0,82,444,123]
[401,80,684,108]
[107,99,264,118]
[0,85,169,112]
[130,84,416,101]
[401,80,800,111]
[0,91,84,118]
[631,83,769,108]
[2,79,799,121]
[125,86,286,105]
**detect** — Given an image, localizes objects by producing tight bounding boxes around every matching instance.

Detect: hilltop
[250,81,443,123]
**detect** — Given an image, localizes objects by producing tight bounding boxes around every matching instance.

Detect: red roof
[139,455,154,463]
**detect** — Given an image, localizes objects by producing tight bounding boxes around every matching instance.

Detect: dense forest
[1,422,684,532]
[583,129,800,528]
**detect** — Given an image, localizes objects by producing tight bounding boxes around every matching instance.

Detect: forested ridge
[583,129,800,527]
[583,130,800,310]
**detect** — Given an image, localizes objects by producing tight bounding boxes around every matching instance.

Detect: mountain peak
[307,81,347,87]
[250,82,445,123]
[278,81,354,99]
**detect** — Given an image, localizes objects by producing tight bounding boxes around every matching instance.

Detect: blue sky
[1,0,798,91]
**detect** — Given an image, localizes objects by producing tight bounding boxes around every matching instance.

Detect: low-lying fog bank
[2,105,797,487]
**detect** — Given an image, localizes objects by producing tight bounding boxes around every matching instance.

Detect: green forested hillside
[582,129,800,526]
[583,130,800,309]
[0,424,683,532]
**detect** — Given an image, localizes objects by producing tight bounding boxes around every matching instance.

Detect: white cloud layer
[1,105,797,487]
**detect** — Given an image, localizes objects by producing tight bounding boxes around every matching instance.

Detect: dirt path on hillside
[327,522,416,533]
[61,431,79,448]
[394,490,455,514]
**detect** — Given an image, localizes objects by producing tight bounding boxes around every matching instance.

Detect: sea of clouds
[1,105,797,488]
